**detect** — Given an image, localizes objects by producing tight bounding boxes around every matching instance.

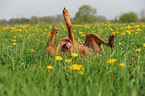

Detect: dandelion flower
[47,65,53,69]
[19,35,22,37]
[116,31,119,33]
[71,53,78,57]
[78,71,84,75]
[13,43,17,45]
[68,64,83,70]
[119,63,124,67]
[112,32,115,34]
[136,48,141,52]
[14,36,16,38]
[82,34,85,36]
[121,32,125,35]
[13,39,16,41]
[107,59,117,64]
[55,56,62,60]
[143,43,145,47]
[65,59,71,63]
[36,39,39,41]
[29,49,34,51]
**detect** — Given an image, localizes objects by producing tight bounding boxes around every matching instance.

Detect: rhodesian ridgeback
[45,8,114,57]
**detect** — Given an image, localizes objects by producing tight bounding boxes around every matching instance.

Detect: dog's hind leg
[62,8,74,42]
[84,33,114,54]
[44,27,58,55]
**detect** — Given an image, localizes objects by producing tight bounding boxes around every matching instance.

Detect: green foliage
[97,16,107,23]
[74,5,98,24]
[140,17,145,23]
[120,12,139,23]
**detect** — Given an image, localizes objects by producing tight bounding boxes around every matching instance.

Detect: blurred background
[0,0,145,25]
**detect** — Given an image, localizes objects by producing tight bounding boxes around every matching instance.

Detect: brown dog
[45,8,114,57]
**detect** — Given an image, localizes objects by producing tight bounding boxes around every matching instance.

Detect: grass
[0,23,145,96]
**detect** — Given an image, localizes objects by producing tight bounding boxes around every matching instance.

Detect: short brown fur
[45,8,114,57]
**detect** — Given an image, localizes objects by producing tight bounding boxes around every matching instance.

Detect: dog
[44,8,114,57]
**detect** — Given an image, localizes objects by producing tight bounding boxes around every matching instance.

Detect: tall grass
[0,23,145,96]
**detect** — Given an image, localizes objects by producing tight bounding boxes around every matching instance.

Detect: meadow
[0,23,145,96]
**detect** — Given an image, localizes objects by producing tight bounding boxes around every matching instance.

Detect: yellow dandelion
[121,32,125,35]
[14,36,16,38]
[107,59,117,64]
[68,64,83,70]
[13,39,16,41]
[26,30,28,33]
[79,31,83,34]
[29,49,34,51]
[55,56,62,60]
[135,32,138,34]
[78,71,84,75]
[82,67,84,70]
[128,32,131,34]
[112,32,115,34]
[119,63,124,67]
[82,34,86,36]
[136,48,141,52]
[71,53,78,57]
[143,43,145,47]
[13,43,17,45]
[116,31,119,33]
[36,39,39,41]
[47,65,53,69]
[19,35,22,37]
[78,37,81,41]
[110,28,113,31]
[65,59,71,63]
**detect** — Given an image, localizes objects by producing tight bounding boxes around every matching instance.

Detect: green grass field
[0,23,145,96]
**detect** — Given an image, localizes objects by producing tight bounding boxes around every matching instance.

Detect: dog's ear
[110,35,115,41]
[109,35,115,41]
[109,35,115,48]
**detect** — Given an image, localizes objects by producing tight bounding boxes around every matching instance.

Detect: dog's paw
[109,35,115,41]
[62,7,70,17]
[51,27,58,35]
